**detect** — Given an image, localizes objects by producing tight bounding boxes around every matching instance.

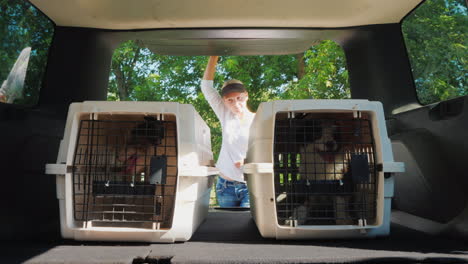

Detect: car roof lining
[29,0,422,30]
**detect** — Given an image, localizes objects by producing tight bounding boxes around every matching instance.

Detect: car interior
[1,0,467,263]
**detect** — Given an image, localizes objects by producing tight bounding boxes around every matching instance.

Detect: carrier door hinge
[358,219,368,234]
[358,218,367,227]
[352,106,361,118]
[285,219,298,228]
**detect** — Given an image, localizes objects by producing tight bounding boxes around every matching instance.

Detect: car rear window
[402,0,467,105]
[0,0,54,105]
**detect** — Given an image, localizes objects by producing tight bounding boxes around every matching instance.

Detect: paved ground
[2,210,468,264]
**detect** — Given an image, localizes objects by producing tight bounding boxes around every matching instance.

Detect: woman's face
[223,92,248,115]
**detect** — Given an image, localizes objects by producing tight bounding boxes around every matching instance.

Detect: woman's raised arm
[203,56,219,80]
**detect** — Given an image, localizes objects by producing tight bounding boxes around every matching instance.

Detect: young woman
[201,56,255,208]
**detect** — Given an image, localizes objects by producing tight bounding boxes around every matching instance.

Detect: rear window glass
[108,39,350,207]
[108,40,350,103]
[402,0,467,105]
[0,0,54,105]
[108,39,350,156]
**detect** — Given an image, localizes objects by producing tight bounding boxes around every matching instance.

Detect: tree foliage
[281,41,350,100]
[402,0,467,104]
[0,0,54,105]
[108,40,351,158]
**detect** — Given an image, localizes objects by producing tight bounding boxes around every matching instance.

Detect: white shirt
[201,80,255,182]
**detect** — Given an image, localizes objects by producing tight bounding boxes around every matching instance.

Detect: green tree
[109,40,154,101]
[281,40,350,100]
[108,41,351,159]
[0,0,54,105]
[402,0,467,104]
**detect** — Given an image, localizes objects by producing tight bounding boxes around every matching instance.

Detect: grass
[209,181,219,207]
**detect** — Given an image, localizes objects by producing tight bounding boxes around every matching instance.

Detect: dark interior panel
[388,96,468,223]
[0,104,63,240]
[39,27,116,114]
[0,27,120,240]
[341,24,419,116]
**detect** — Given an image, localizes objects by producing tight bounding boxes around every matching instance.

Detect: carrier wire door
[273,112,377,226]
[72,113,177,229]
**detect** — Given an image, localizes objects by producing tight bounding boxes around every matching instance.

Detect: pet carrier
[244,100,404,239]
[45,101,217,242]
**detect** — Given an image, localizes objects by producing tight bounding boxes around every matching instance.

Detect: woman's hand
[203,56,219,80]
[234,160,244,168]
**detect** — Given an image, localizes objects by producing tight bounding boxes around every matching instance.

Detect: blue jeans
[216,176,250,208]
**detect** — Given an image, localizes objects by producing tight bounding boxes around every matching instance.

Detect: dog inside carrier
[274,111,377,226]
[72,113,177,229]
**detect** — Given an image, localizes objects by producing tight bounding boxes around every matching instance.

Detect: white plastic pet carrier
[45,101,217,242]
[244,100,404,239]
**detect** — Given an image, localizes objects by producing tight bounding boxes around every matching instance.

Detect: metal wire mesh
[273,112,378,226]
[72,113,177,229]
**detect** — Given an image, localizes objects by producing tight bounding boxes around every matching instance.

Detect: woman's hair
[221,79,247,97]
